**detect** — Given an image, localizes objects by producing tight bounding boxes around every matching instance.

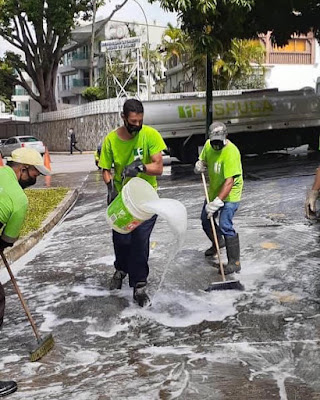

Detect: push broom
[0,252,54,361]
[201,173,244,291]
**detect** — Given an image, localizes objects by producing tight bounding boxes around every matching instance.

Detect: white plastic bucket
[106,177,159,234]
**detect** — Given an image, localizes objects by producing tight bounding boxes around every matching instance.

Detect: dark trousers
[113,215,157,287]
[70,142,82,154]
[0,282,4,327]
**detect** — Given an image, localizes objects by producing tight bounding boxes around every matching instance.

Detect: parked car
[0,136,46,157]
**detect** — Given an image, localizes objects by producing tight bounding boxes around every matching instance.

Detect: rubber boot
[133,282,151,307]
[0,381,18,397]
[205,236,225,257]
[109,270,127,290]
[220,234,241,275]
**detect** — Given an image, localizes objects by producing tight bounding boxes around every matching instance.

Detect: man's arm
[312,167,320,190]
[305,167,320,218]
[144,152,163,176]
[218,177,234,200]
[102,169,112,185]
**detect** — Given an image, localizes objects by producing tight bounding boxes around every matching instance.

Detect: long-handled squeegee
[0,251,54,361]
[201,173,244,292]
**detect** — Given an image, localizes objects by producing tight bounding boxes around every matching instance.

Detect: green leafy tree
[213,39,266,90]
[0,0,128,112]
[151,0,320,50]
[0,56,15,110]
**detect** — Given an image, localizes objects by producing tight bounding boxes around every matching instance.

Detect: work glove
[205,197,224,219]
[0,238,13,252]
[305,189,319,219]
[122,159,145,179]
[194,160,207,174]
[107,180,117,205]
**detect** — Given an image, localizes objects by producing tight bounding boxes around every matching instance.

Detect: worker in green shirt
[99,99,167,307]
[0,147,50,397]
[194,121,243,275]
[94,144,102,169]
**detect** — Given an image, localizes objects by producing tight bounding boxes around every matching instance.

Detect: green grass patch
[20,187,69,237]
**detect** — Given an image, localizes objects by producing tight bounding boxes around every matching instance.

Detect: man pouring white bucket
[99,99,167,307]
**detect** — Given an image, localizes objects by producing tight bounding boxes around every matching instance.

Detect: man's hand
[122,160,145,179]
[107,180,117,205]
[194,160,207,174]
[205,197,224,219]
[0,238,13,252]
[305,189,319,219]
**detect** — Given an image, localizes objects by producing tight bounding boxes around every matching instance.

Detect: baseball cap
[7,148,51,176]
[209,121,227,141]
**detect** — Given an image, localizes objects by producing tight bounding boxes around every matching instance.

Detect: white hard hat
[8,148,51,176]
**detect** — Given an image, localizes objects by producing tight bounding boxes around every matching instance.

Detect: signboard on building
[101,37,142,52]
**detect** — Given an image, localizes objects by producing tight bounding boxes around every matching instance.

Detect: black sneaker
[0,380,18,397]
[133,282,151,307]
[109,270,127,290]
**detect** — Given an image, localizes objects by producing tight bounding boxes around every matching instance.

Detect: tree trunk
[42,87,57,112]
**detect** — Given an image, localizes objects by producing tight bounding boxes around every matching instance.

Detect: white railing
[37,97,124,122]
[147,90,246,101]
[36,89,257,122]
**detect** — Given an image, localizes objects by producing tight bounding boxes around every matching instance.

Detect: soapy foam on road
[141,198,187,292]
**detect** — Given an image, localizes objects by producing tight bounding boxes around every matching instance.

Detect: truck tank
[142,88,320,164]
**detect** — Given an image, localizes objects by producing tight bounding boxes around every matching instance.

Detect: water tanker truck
[142,86,320,164]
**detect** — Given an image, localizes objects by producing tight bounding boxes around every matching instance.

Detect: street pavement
[1,149,320,399]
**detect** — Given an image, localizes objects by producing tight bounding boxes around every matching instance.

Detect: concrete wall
[0,122,31,139]
[30,112,121,151]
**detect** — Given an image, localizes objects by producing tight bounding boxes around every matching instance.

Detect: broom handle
[0,252,41,341]
[201,173,226,282]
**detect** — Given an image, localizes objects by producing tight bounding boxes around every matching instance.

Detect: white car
[0,136,46,157]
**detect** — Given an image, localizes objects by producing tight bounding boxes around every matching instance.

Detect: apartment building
[164,32,320,93]
[57,19,166,106]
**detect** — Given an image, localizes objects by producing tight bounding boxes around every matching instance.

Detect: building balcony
[71,53,90,69]
[267,52,312,65]
[14,109,30,117]
[59,64,76,74]
[14,88,28,95]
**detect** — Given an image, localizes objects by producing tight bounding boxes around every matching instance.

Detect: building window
[274,39,307,53]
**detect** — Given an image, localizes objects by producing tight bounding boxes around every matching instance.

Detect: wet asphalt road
[1,148,320,399]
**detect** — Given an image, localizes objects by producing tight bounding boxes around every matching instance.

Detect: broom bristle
[205,280,245,292]
[30,334,54,362]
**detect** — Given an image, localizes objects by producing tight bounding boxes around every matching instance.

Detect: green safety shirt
[199,139,243,202]
[99,125,167,192]
[0,166,28,243]
[94,150,100,162]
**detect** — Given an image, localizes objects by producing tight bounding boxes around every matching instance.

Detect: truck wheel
[180,136,203,165]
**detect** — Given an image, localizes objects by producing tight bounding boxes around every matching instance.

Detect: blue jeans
[112,215,157,287]
[201,200,239,241]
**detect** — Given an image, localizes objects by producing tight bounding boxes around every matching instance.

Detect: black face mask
[124,119,142,136]
[19,169,37,189]
[210,140,225,151]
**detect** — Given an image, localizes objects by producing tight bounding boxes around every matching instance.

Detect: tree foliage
[161,25,265,91]
[0,0,128,112]
[150,0,320,52]
[0,56,15,110]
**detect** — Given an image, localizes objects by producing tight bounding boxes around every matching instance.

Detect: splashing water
[141,198,188,292]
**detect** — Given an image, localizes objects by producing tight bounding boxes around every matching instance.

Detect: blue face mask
[210,140,224,151]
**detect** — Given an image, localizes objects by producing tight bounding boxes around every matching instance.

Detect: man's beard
[19,176,36,189]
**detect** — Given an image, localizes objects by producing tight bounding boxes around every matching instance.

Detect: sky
[0,0,177,57]
[97,0,178,27]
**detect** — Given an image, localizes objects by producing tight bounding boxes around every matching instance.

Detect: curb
[0,188,79,268]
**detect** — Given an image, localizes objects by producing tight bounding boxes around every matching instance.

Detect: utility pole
[206,53,213,139]
[89,0,97,87]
